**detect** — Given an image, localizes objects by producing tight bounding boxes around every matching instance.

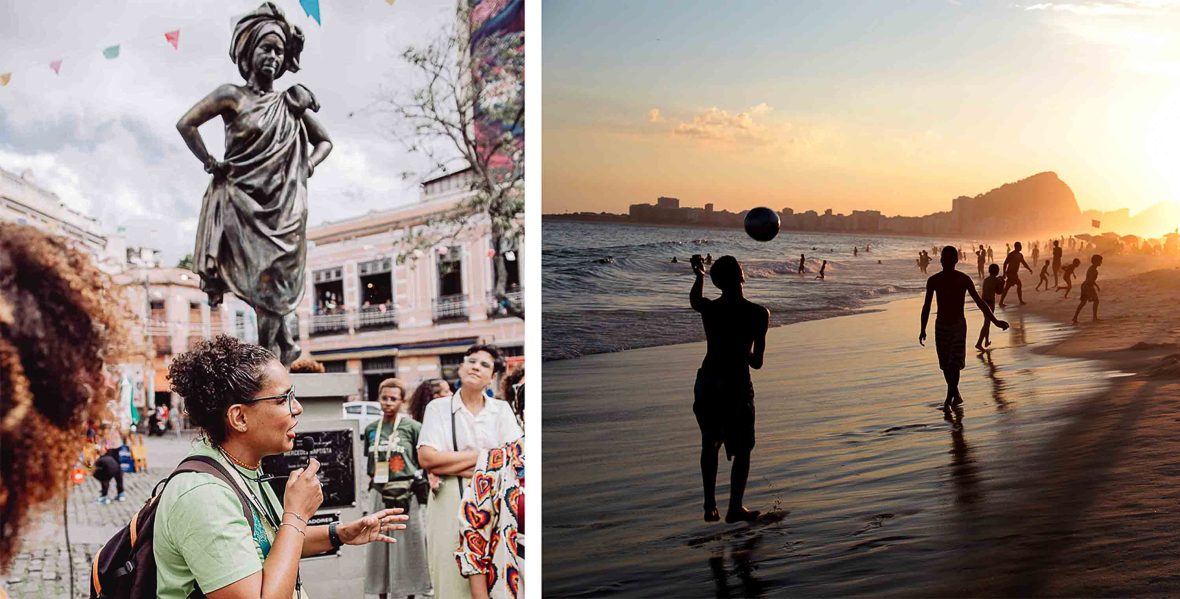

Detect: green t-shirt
[362,416,422,485]
[154,439,284,598]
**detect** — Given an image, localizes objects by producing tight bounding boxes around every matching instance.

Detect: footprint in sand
[853,513,895,536]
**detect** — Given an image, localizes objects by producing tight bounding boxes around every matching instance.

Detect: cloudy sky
[544,0,1180,218]
[0,0,456,263]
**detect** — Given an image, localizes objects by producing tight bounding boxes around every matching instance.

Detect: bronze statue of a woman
[177,2,331,365]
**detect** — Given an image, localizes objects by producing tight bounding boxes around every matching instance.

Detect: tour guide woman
[418,344,523,598]
[155,336,407,598]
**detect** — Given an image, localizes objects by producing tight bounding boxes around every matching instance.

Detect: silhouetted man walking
[920,247,1009,409]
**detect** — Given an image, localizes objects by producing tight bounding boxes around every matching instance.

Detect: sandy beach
[543,249,1180,597]
[944,253,1180,596]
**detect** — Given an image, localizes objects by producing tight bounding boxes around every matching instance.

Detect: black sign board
[262,429,356,509]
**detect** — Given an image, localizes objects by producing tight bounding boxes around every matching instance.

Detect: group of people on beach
[689,237,1105,524]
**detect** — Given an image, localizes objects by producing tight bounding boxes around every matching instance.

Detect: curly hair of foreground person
[167,334,274,446]
[0,223,130,569]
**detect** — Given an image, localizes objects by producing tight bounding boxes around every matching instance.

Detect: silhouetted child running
[1058,258,1082,298]
[921,247,1009,409]
[691,255,769,523]
[976,264,1005,350]
[1035,260,1050,291]
[816,260,828,280]
[999,241,1033,307]
[1073,255,1103,323]
[798,254,806,274]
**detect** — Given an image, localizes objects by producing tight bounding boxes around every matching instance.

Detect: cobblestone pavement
[5,433,200,598]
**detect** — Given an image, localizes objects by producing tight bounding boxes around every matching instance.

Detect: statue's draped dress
[194,87,310,362]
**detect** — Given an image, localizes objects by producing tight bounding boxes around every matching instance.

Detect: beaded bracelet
[283,511,309,525]
[280,522,306,536]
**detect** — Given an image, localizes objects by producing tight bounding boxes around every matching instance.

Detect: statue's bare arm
[302,111,333,177]
[177,84,240,173]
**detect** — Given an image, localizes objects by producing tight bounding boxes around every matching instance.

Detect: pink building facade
[298,170,524,401]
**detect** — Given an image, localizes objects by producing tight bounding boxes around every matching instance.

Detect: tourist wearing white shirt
[418,345,523,599]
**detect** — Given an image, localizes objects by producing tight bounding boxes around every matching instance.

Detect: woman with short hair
[156,336,406,598]
[418,345,523,599]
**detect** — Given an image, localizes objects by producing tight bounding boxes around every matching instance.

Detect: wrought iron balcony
[356,304,398,331]
[433,294,469,322]
[310,309,350,337]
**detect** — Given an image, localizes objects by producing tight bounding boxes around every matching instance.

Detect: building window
[488,244,521,318]
[320,360,348,373]
[439,353,465,390]
[187,301,203,350]
[149,300,170,356]
[361,356,397,403]
[313,267,345,314]
[357,258,396,330]
[434,249,467,322]
[312,266,348,336]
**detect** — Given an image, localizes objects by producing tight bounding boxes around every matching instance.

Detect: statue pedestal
[263,372,366,598]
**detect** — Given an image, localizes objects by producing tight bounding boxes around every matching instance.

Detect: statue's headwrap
[230,2,305,81]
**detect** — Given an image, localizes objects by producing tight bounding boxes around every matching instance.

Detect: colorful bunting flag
[103,45,120,59]
[1092,219,1101,228]
[0,73,10,87]
[386,0,396,5]
[300,0,321,25]
[50,60,62,74]
[165,29,180,50]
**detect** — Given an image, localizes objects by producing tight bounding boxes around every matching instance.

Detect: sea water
[542,220,1009,360]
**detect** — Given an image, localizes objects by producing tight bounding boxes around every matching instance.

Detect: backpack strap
[168,455,255,530]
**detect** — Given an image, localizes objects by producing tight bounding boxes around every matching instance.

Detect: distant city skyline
[543,0,1180,219]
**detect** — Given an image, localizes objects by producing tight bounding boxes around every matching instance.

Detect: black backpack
[89,455,254,599]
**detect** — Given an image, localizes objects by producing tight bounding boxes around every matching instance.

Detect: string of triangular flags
[1,0,397,89]
[1,29,182,88]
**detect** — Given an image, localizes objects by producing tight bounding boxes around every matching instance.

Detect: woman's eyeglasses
[239,386,296,415]
[463,357,495,370]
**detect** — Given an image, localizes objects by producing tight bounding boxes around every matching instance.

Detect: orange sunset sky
[543,0,1180,219]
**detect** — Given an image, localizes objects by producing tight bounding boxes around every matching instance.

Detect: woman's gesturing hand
[338,508,408,545]
[284,457,323,520]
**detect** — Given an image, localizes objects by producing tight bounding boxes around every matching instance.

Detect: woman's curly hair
[168,335,275,445]
[0,223,130,569]
[289,356,325,374]
[501,365,524,425]
[408,380,436,423]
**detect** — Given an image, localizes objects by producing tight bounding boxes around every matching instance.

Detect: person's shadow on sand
[708,535,767,598]
[979,351,1009,412]
[944,406,981,508]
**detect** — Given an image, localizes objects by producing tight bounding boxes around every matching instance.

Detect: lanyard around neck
[374,413,402,461]
[226,460,280,531]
